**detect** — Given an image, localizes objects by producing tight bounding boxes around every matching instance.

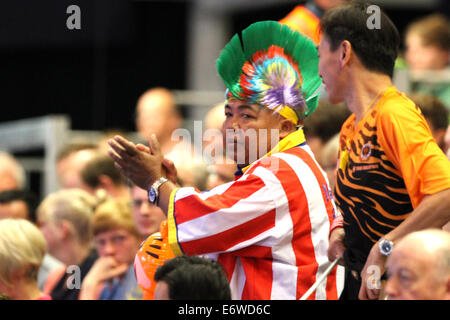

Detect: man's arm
[359,188,450,300]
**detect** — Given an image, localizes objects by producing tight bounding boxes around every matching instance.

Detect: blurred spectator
[131,185,166,239]
[409,93,449,152]
[205,101,226,133]
[384,229,450,300]
[135,87,184,154]
[154,255,231,300]
[0,189,63,290]
[135,87,203,188]
[80,154,131,200]
[320,133,340,191]
[97,129,130,154]
[203,101,236,189]
[0,189,38,221]
[303,100,351,164]
[404,14,450,108]
[0,218,51,300]
[206,158,236,190]
[80,198,142,300]
[56,143,98,189]
[37,189,99,300]
[0,152,26,192]
[279,0,346,44]
[445,125,450,160]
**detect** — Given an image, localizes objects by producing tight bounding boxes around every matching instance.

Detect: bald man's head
[385,229,450,300]
[136,88,182,142]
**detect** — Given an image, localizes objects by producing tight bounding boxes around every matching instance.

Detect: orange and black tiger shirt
[335,86,450,271]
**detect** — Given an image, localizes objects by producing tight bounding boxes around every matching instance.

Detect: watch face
[380,240,393,255]
[148,188,156,203]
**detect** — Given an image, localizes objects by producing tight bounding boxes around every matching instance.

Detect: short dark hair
[0,189,39,223]
[81,154,127,188]
[154,255,231,300]
[319,1,400,77]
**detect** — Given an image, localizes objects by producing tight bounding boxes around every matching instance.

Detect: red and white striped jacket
[167,132,339,300]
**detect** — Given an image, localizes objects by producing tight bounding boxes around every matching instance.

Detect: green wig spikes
[216,21,322,124]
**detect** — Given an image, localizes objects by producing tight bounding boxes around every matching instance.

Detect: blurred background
[0,0,448,198]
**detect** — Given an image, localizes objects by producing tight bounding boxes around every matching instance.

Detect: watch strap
[149,177,169,205]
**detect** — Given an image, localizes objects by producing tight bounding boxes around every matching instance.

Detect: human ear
[279,119,296,139]
[340,40,352,67]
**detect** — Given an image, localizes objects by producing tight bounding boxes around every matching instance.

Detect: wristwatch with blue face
[378,237,394,256]
[148,177,169,205]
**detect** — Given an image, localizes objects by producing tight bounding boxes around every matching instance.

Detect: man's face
[222,100,283,167]
[318,36,346,104]
[94,228,140,265]
[131,186,166,238]
[0,201,29,220]
[57,150,96,189]
[405,33,449,71]
[385,246,448,300]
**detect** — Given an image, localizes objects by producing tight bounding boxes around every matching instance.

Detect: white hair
[0,219,46,285]
[37,189,99,244]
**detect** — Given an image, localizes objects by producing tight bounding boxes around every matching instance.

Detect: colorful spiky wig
[216,21,322,125]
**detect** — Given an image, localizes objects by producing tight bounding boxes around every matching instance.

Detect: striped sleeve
[167,170,278,256]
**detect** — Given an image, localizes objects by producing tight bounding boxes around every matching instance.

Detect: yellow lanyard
[339,86,394,171]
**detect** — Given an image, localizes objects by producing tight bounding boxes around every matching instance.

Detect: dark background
[0,0,447,132]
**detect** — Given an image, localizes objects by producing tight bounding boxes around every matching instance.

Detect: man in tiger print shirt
[318,2,450,300]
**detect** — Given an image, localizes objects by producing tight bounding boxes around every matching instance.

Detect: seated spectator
[80,154,131,200]
[37,189,99,299]
[206,157,237,190]
[0,152,26,192]
[320,133,340,191]
[0,218,51,300]
[153,255,231,300]
[384,229,450,300]
[56,143,98,189]
[0,189,63,290]
[80,198,142,300]
[203,101,237,189]
[404,14,450,108]
[0,189,38,221]
[131,185,166,239]
[409,93,449,152]
[135,87,205,187]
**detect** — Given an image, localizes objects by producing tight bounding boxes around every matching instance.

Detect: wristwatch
[378,237,394,256]
[148,177,169,205]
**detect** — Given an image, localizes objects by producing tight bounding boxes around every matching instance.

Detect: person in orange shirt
[319,2,450,300]
[279,0,347,44]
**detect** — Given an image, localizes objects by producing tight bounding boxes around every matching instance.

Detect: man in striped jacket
[108,21,341,300]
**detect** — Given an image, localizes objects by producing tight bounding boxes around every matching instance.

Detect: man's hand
[108,135,163,190]
[135,143,178,185]
[358,243,386,300]
[85,256,128,284]
[80,256,129,299]
[327,227,346,266]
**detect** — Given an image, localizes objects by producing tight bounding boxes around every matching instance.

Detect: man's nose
[103,242,116,256]
[384,276,398,300]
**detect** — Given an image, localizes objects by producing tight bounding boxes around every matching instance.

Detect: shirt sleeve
[378,99,450,208]
[167,170,278,256]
